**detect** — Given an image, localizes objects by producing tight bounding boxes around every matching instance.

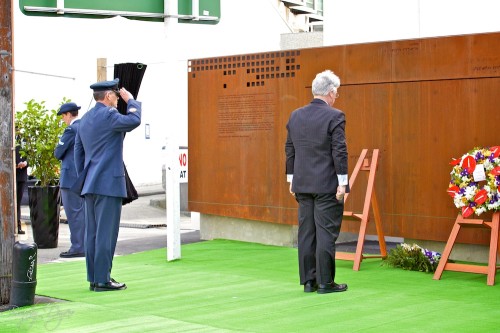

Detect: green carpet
[1,239,500,332]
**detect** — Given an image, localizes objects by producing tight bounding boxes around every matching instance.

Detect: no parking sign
[179,147,188,183]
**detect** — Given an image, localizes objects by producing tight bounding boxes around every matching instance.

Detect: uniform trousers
[296,193,343,285]
[61,188,85,253]
[84,194,122,284]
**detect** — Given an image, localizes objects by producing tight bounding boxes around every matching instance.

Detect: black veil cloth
[114,62,147,115]
[113,62,147,205]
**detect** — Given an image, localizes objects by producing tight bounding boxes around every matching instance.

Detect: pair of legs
[84,194,122,284]
[61,188,85,255]
[296,193,343,285]
[16,181,25,234]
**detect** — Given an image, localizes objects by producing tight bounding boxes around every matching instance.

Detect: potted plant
[16,99,67,248]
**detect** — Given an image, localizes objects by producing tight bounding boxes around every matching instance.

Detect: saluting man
[74,78,141,292]
[55,102,85,258]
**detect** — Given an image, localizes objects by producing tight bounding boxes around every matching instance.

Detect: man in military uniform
[55,102,85,258]
[74,79,141,291]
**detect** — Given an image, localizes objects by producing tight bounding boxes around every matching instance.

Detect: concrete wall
[280,31,323,50]
[200,214,299,247]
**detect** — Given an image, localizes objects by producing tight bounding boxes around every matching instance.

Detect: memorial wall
[188,32,500,245]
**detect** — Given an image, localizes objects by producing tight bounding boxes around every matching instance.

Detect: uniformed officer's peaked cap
[89,78,120,92]
[57,102,81,115]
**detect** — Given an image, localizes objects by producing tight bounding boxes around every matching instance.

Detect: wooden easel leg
[371,192,386,257]
[353,217,368,271]
[433,216,462,280]
[486,213,499,286]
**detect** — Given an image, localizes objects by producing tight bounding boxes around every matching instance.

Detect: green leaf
[15,98,69,187]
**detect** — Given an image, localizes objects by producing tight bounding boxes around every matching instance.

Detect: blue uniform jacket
[74,100,141,198]
[54,119,80,189]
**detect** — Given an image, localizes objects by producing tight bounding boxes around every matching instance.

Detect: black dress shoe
[317,282,348,294]
[17,229,25,235]
[304,280,318,293]
[94,280,127,292]
[60,251,85,258]
[89,283,95,291]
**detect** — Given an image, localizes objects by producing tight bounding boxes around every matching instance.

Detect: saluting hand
[119,88,134,104]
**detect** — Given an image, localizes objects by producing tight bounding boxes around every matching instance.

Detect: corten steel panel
[188,32,500,245]
[188,51,303,225]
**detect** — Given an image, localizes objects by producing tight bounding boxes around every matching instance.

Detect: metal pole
[0,0,16,305]
[165,137,181,261]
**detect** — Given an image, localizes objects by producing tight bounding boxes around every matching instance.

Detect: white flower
[484,185,492,196]
[475,207,487,216]
[488,201,500,210]
[483,159,492,171]
[454,195,465,208]
[464,186,477,200]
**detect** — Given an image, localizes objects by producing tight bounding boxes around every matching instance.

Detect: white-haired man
[285,69,349,294]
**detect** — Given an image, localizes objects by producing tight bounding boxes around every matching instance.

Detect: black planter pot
[28,186,60,249]
[21,178,38,206]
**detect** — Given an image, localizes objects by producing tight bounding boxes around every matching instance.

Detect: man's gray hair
[311,70,341,96]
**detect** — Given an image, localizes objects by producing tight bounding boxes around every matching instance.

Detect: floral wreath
[447,146,500,217]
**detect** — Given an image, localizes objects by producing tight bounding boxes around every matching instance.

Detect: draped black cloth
[113,62,147,205]
[114,63,147,115]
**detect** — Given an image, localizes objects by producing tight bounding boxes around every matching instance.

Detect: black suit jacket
[285,98,348,193]
[15,144,28,183]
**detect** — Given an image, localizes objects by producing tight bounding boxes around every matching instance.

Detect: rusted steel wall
[0,0,15,304]
[188,32,500,245]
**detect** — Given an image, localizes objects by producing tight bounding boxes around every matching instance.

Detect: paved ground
[17,184,201,264]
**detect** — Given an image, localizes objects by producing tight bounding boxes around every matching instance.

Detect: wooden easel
[433,212,500,285]
[336,149,387,271]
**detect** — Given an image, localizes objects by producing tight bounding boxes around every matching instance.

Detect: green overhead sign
[19,0,220,24]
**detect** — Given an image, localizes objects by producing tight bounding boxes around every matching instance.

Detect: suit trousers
[61,188,85,253]
[16,181,25,224]
[84,194,122,284]
[295,193,343,285]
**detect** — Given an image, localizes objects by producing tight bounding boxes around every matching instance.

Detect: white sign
[473,164,486,182]
[179,148,188,183]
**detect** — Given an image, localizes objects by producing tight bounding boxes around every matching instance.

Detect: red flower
[490,166,500,176]
[462,206,474,218]
[474,189,488,205]
[490,146,500,159]
[461,155,476,174]
[447,185,459,197]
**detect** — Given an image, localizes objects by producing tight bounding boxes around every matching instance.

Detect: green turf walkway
[1,239,500,332]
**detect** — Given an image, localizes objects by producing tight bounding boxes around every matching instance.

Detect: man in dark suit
[55,102,85,258]
[15,141,28,235]
[285,70,349,294]
[74,78,141,292]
